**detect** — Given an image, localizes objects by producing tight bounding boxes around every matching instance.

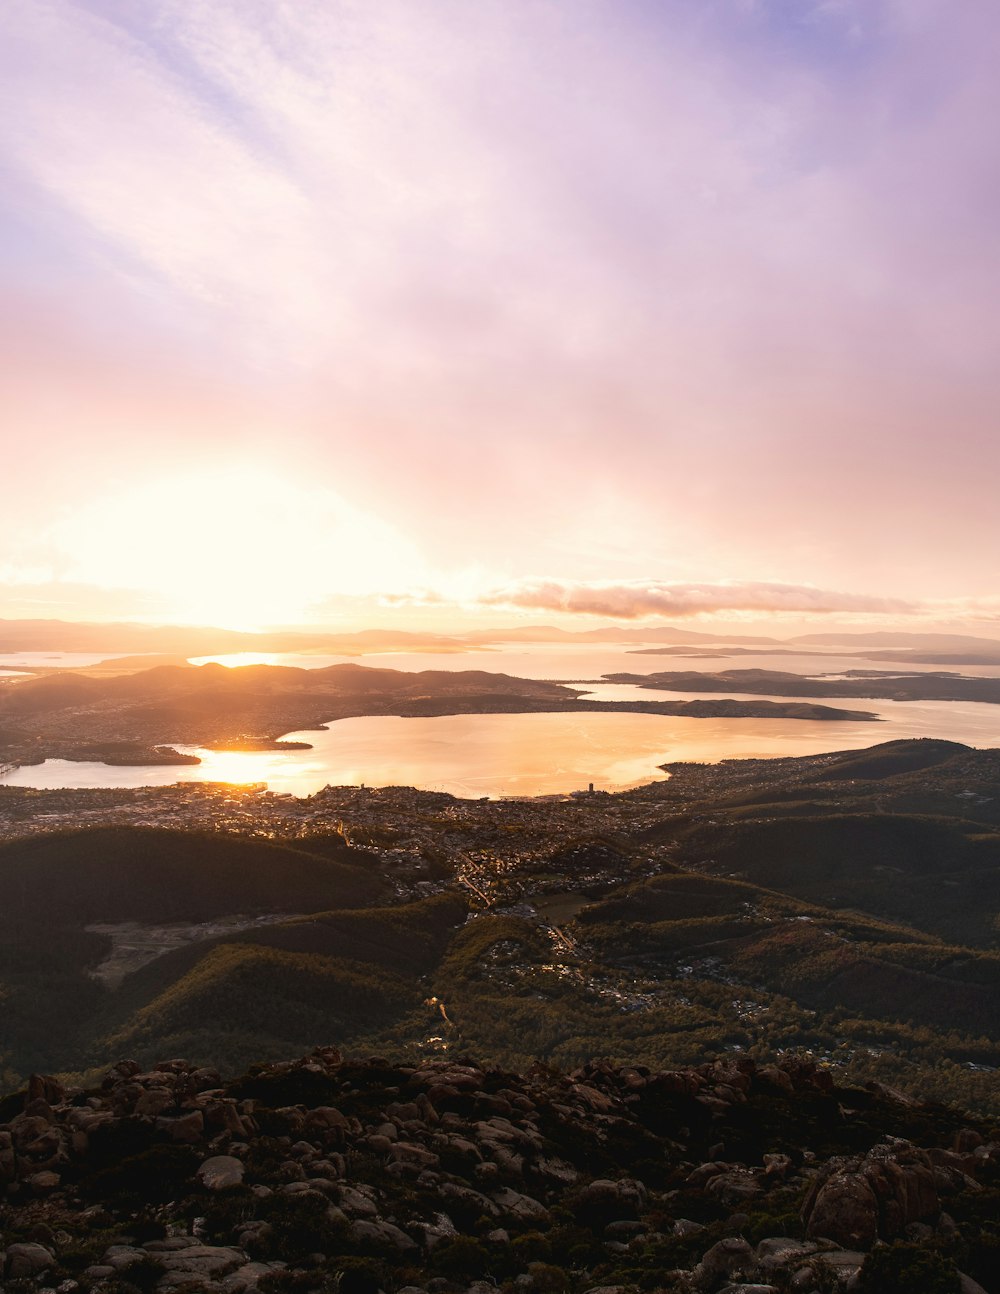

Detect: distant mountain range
[4,616,1000,656]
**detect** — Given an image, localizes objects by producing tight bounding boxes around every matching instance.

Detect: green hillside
[99,943,418,1074]
[0,824,383,923]
[97,893,467,1031]
[673,813,1000,943]
[231,892,468,972]
[0,826,385,1082]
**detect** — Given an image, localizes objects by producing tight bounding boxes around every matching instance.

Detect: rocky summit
[1,1049,998,1294]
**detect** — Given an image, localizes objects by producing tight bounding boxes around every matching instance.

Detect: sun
[50,467,429,628]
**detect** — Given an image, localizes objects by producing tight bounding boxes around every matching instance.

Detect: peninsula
[0,662,877,769]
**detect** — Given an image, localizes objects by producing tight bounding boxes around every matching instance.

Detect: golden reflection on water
[178,700,999,799]
[2,697,1000,798]
[185,749,315,785]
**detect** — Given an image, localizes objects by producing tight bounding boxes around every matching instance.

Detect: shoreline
[0,694,880,773]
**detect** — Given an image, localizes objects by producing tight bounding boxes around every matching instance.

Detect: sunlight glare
[50,469,429,627]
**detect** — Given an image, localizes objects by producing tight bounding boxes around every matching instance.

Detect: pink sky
[1,1,999,632]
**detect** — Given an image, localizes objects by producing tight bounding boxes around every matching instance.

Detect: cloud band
[480,579,914,620]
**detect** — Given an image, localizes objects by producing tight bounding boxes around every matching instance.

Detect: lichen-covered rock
[197,1154,246,1190]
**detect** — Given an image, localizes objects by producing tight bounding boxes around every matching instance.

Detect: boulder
[4,1242,56,1279]
[804,1171,879,1249]
[157,1109,205,1142]
[197,1154,246,1190]
[154,1244,245,1288]
[755,1238,825,1275]
[574,1176,647,1224]
[337,1184,380,1217]
[102,1244,149,1271]
[134,1085,176,1117]
[705,1167,764,1206]
[219,1260,286,1291]
[693,1237,753,1289]
[802,1248,866,1286]
[351,1217,420,1254]
[492,1186,551,1221]
[27,1073,65,1105]
[803,1143,941,1249]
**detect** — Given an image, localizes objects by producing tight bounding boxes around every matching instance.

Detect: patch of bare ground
[84,912,302,987]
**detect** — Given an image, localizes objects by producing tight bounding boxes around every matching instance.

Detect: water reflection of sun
[180,747,320,788]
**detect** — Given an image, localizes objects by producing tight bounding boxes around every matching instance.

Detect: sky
[1,0,999,633]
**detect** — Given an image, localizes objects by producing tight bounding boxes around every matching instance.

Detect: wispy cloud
[924,598,1000,626]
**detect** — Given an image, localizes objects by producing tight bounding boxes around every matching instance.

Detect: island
[607,666,1000,704]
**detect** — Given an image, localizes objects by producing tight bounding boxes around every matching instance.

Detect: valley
[4,738,1000,1123]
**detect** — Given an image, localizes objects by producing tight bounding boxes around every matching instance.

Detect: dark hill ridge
[0,664,578,765]
[635,739,1000,829]
[1,1048,998,1292]
[576,868,1000,1041]
[668,812,1000,945]
[0,828,386,1085]
[88,895,469,1077]
[0,826,382,925]
[799,737,968,780]
[101,944,421,1075]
